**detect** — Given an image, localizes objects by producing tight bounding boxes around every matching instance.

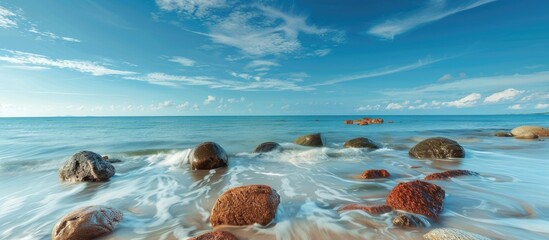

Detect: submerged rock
[189,231,238,240]
[102,155,122,163]
[409,137,465,159]
[343,137,380,150]
[294,133,323,147]
[360,169,390,179]
[511,125,549,137]
[494,132,512,137]
[386,180,445,219]
[423,228,490,240]
[59,151,115,182]
[253,142,282,153]
[191,142,228,170]
[392,213,428,228]
[338,204,392,215]
[210,185,280,226]
[52,206,123,240]
[425,170,479,180]
[514,132,539,139]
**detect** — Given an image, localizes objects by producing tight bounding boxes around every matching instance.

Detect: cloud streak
[0,6,17,28]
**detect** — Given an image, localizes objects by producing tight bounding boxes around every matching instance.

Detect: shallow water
[0,115,548,239]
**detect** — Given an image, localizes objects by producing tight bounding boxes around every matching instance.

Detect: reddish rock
[338,204,392,215]
[52,206,123,240]
[425,170,479,180]
[189,231,238,240]
[344,120,354,124]
[210,185,280,227]
[386,180,445,219]
[360,169,390,179]
[361,117,384,125]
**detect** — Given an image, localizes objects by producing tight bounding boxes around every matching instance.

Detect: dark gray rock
[409,137,465,159]
[52,206,123,240]
[59,151,115,182]
[253,142,282,153]
[392,213,428,228]
[191,142,228,170]
[294,133,323,147]
[343,137,380,150]
[494,132,512,137]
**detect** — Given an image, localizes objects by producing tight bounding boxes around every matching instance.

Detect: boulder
[392,213,427,228]
[210,185,280,226]
[191,142,228,170]
[59,151,115,182]
[338,204,392,215]
[511,126,549,137]
[343,137,380,150]
[253,142,282,153]
[386,180,445,219]
[425,170,479,180]
[52,206,123,240]
[423,228,490,240]
[360,169,390,179]
[189,231,238,240]
[409,137,465,159]
[294,133,323,147]
[514,132,539,139]
[494,132,512,137]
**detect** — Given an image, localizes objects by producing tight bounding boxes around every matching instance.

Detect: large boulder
[514,132,539,139]
[425,170,479,180]
[210,185,280,226]
[294,133,323,147]
[392,213,428,228]
[189,231,238,240]
[409,137,465,159]
[338,204,392,215]
[386,180,445,219]
[423,228,490,240]
[59,151,115,182]
[253,142,282,153]
[360,169,390,179]
[52,206,123,240]
[343,137,380,150]
[511,126,549,137]
[191,142,228,170]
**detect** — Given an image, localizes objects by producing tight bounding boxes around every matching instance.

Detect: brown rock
[425,170,479,180]
[344,120,354,124]
[338,204,392,215]
[294,133,323,147]
[343,137,380,150]
[210,185,280,226]
[52,206,123,240]
[191,142,228,170]
[386,180,445,219]
[59,151,115,182]
[360,117,384,125]
[511,125,549,137]
[494,132,512,137]
[189,231,238,240]
[409,137,465,159]
[514,132,539,139]
[392,213,427,228]
[253,142,282,153]
[360,169,390,179]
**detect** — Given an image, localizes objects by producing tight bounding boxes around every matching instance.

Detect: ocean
[0,115,548,239]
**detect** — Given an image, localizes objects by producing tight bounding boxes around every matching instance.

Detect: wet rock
[360,117,384,125]
[210,185,280,226]
[59,151,115,182]
[514,132,539,139]
[253,142,282,153]
[360,169,390,179]
[189,231,238,240]
[52,206,123,240]
[102,156,122,163]
[344,120,354,124]
[343,137,380,150]
[511,125,549,137]
[423,228,490,240]
[191,142,228,170]
[392,213,427,228]
[294,133,323,147]
[338,204,392,215]
[494,132,512,137]
[386,180,445,219]
[425,170,479,180]
[409,137,465,159]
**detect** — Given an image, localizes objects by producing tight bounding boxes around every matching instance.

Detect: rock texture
[294,133,323,147]
[425,170,479,180]
[511,125,549,137]
[343,137,380,150]
[360,169,390,179]
[191,142,228,170]
[52,206,123,240]
[494,132,512,137]
[253,142,282,153]
[210,185,280,226]
[409,137,465,159]
[392,213,427,228]
[514,132,539,139]
[189,231,238,240]
[423,228,490,240]
[59,151,115,182]
[386,180,445,219]
[338,204,392,215]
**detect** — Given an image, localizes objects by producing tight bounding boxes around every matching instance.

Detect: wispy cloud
[246,60,279,70]
[438,73,453,81]
[151,100,175,110]
[443,93,481,108]
[169,56,196,67]
[156,0,227,18]
[0,6,17,28]
[508,104,523,110]
[203,95,216,105]
[484,88,524,103]
[368,0,496,39]
[29,26,81,42]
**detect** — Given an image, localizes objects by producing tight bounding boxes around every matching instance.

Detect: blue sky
[0,0,548,116]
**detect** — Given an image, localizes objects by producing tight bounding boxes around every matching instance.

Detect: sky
[0,0,548,117]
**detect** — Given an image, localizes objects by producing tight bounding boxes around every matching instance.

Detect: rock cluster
[59,151,115,182]
[343,117,385,126]
[409,137,465,159]
[52,206,123,240]
[386,180,445,219]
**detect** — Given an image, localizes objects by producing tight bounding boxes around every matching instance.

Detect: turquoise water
[0,115,548,239]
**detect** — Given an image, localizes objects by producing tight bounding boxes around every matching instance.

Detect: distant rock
[189,231,238,240]
[294,133,323,147]
[210,185,280,226]
[344,120,354,124]
[343,137,380,150]
[360,169,390,179]
[386,180,445,219]
[102,155,122,163]
[191,142,228,170]
[514,132,539,139]
[59,151,115,182]
[425,170,479,180]
[511,126,549,137]
[360,117,384,125]
[423,228,490,240]
[409,137,465,159]
[52,206,123,240]
[392,213,428,228]
[494,132,512,137]
[338,204,392,215]
[253,142,282,153]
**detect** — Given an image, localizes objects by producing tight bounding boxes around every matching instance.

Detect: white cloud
[368,0,496,39]
[151,100,174,110]
[535,103,549,109]
[156,0,226,18]
[484,88,525,103]
[311,48,331,57]
[246,60,279,69]
[521,92,549,101]
[169,56,196,67]
[125,72,216,87]
[438,73,452,81]
[203,95,216,105]
[2,65,49,71]
[0,6,17,28]
[176,101,190,109]
[227,97,245,103]
[356,105,381,111]
[408,102,429,109]
[443,93,481,108]
[508,104,523,110]
[280,104,290,110]
[386,102,404,110]
[29,26,81,43]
